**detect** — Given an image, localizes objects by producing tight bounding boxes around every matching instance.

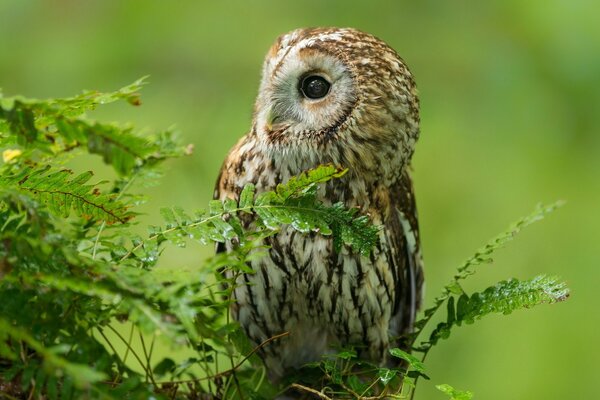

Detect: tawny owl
[215,27,423,380]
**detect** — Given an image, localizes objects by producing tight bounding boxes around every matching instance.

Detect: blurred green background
[1,1,598,398]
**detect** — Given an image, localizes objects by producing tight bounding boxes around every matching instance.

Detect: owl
[215,27,423,381]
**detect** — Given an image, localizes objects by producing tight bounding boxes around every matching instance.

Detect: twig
[106,324,152,378]
[289,383,333,400]
[359,377,383,399]
[121,324,135,364]
[139,331,158,387]
[0,391,21,400]
[325,372,363,399]
[91,221,106,260]
[222,331,289,379]
[95,327,124,387]
[160,331,289,385]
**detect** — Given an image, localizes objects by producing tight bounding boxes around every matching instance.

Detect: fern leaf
[123,165,379,263]
[426,275,569,346]
[453,202,564,279]
[414,202,564,335]
[0,77,146,145]
[0,78,188,176]
[49,75,147,112]
[0,165,133,224]
[254,165,378,255]
[273,164,348,199]
[59,119,154,175]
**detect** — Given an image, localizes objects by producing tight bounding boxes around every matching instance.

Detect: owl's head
[253,27,419,170]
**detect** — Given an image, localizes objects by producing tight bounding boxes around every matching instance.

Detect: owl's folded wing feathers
[384,167,424,340]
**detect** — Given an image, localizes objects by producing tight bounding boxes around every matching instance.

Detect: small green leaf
[160,207,177,226]
[389,348,425,372]
[239,184,255,209]
[153,358,176,376]
[436,383,474,399]
[335,349,357,360]
[378,367,397,384]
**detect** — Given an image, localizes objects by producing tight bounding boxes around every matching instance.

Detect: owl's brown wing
[213,135,255,254]
[213,134,256,201]
[384,167,424,341]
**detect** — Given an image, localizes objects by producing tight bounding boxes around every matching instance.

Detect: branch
[288,383,333,400]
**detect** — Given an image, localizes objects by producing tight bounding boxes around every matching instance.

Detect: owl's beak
[265,108,276,131]
[264,108,290,132]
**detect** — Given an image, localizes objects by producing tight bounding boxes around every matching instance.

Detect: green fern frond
[47,76,148,113]
[414,202,564,335]
[253,165,379,255]
[0,165,133,224]
[0,76,146,121]
[255,165,378,254]
[122,165,379,264]
[57,119,154,175]
[272,164,348,199]
[426,275,569,346]
[0,78,189,176]
[451,202,564,283]
[0,77,146,147]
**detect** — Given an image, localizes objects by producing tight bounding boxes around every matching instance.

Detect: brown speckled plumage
[215,27,424,380]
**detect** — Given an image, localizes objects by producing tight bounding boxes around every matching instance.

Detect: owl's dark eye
[300,75,331,99]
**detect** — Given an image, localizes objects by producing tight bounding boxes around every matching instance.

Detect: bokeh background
[1,1,598,398]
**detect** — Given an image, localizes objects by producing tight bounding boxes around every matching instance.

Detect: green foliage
[436,384,474,400]
[255,167,380,255]
[413,202,565,346]
[389,348,425,374]
[123,165,379,268]
[1,165,133,224]
[0,80,569,399]
[0,76,183,177]
[427,275,569,346]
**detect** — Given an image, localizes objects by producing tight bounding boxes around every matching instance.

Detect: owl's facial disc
[256,46,357,143]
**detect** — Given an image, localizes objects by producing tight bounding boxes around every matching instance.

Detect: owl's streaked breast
[217,134,417,379]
